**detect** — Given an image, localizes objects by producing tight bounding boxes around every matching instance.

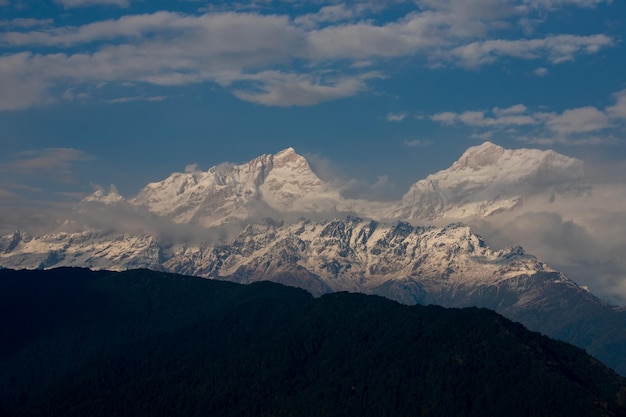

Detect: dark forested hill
[2,268,626,417]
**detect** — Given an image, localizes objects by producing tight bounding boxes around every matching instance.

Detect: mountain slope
[2,268,625,417]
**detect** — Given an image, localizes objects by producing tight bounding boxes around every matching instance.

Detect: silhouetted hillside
[2,268,625,417]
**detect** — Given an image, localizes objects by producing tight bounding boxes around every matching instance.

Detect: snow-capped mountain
[126,147,349,226]
[389,141,589,221]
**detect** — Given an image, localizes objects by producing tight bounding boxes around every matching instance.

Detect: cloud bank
[0,0,617,109]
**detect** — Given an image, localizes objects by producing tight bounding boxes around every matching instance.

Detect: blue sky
[1,0,625,214]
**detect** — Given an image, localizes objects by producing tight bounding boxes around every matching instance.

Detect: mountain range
[2,141,625,375]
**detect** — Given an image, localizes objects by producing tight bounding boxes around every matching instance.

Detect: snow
[82,189,125,204]
[389,141,586,221]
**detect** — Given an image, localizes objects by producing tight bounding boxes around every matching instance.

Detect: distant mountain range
[2,141,625,376]
[2,268,625,417]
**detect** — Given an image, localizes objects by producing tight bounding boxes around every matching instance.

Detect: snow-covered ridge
[81,189,125,204]
[0,216,571,301]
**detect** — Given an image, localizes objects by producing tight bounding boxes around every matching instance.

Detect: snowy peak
[129,148,346,226]
[81,188,125,204]
[392,141,588,221]
[447,141,584,182]
[260,148,340,212]
[273,147,303,166]
[451,141,506,171]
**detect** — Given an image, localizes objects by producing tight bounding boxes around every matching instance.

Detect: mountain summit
[390,141,588,220]
[126,148,345,226]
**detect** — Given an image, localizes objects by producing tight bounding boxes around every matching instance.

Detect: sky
[1,0,626,300]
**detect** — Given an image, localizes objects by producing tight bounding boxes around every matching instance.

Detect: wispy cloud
[0,18,53,28]
[431,104,542,127]
[606,89,626,119]
[445,34,613,68]
[293,4,357,29]
[386,112,406,122]
[522,0,613,9]
[229,71,382,107]
[546,107,610,135]
[0,148,92,183]
[106,95,166,103]
[403,139,431,147]
[428,89,625,146]
[54,0,131,8]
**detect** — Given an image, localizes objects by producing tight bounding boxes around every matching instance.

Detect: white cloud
[1,11,300,54]
[546,106,610,135]
[435,107,539,127]
[522,0,613,9]
[386,112,406,122]
[493,104,528,115]
[294,4,357,29]
[518,134,618,146]
[533,66,549,77]
[0,18,53,28]
[404,139,431,147]
[448,34,613,68]
[230,71,381,107]
[54,0,130,8]
[304,16,438,61]
[471,131,494,141]
[106,95,166,103]
[0,52,52,110]
[417,0,522,38]
[430,112,458,125]
[0,148,92,183]
[606,89,626,120]
[428,90,626,146]
[184,163,201,173]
